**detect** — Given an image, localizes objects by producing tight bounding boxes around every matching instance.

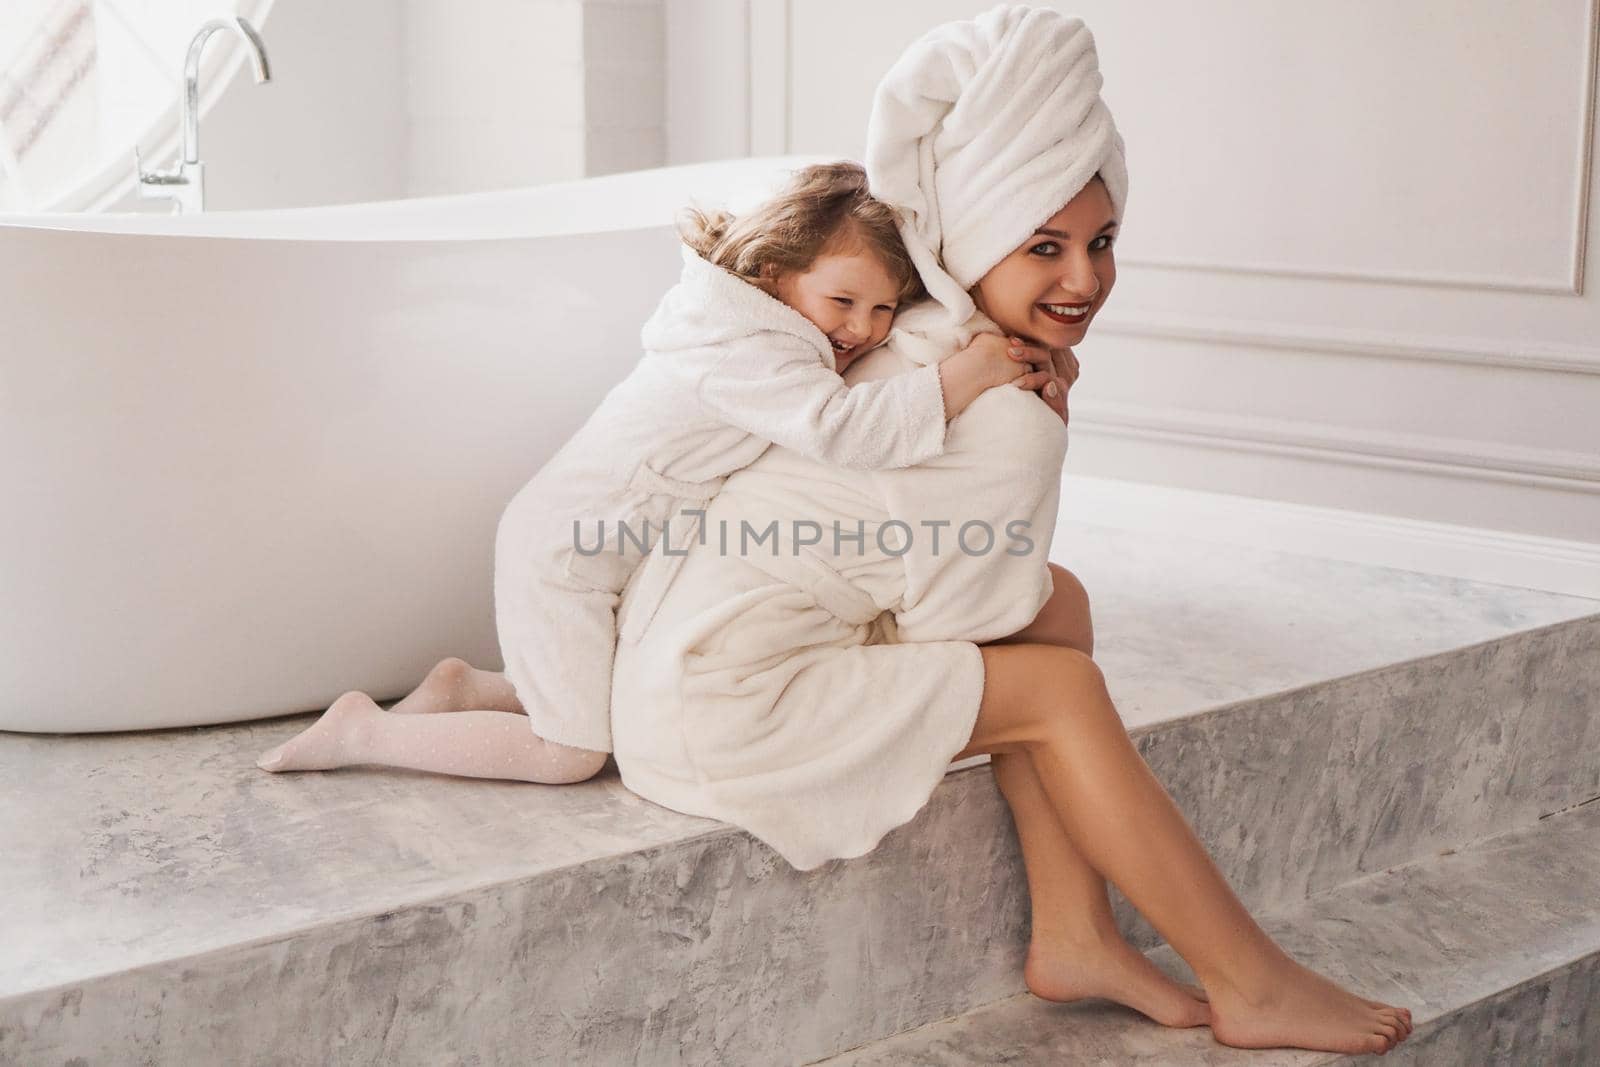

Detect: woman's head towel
[865,5,1128,324]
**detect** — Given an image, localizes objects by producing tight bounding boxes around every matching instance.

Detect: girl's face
[773,250,902,372]
[971,177,1118,349]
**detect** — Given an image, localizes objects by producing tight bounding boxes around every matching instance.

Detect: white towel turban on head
[865,5,1128,324]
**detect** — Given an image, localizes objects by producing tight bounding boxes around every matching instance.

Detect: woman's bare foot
[1205,952,1413,1055]
[388,657,525,716]
[1024,931,1211,1029]
[256,691,379,771]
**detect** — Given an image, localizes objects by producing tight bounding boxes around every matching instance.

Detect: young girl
[255,161,1062,781]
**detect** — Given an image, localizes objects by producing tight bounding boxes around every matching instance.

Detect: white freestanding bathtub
[0,155,831,733]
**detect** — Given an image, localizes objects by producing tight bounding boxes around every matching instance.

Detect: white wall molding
[1575,0,1600,296]
[714,1,1600,294]
[1110,254,1589,297]
[1109,0,1600,297]
[1055,473,1600,601]
[1072,401,1600,494]
[1093,312,1600,377]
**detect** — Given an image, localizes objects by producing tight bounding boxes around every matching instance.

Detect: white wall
[93,0,1600,566]
[402,0,669,194]
[665,0,1600,551]
[402,0,587,193]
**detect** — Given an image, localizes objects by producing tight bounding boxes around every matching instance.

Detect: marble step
[815,798,1600,1066]
[4,523,1596,1065]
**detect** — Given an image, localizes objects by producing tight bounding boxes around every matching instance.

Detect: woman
[608,6,1414,1056]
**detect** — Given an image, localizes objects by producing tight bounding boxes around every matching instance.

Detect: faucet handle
[134,145,185,189]
[134,145,155,183]
[134,146,194,214]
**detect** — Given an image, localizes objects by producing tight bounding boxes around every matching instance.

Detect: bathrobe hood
[854,296,1003,380]
[640,245,841,370]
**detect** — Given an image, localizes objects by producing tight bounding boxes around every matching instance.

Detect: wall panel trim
[1054,473,1600,599]
[1093,312,1600,377]
[1073,401,1600,493]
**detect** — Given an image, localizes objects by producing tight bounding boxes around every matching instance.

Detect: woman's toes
[1376,1006,1411,1036]
[1371,1000,1412,1024]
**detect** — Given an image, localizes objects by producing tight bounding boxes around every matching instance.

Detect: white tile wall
[582,0,666,174]
[582,60,665,129]
[585,126,666,175]
[584,1,666,66]
[662,0,749,163]
[402,0,666,192]
[409,115,588,190]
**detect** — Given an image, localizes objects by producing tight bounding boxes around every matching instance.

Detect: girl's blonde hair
[677,161,926,305]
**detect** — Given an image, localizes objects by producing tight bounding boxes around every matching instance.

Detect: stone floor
[819,800,1600,1065]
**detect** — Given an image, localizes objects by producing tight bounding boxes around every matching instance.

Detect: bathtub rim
[0,154,839,242]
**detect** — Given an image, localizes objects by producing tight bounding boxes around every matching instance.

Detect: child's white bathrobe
[609,300,1068,870]
[494,248,948,754]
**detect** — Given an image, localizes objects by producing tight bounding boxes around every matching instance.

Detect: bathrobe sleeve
[686,333,949,470]
[879,381,1068,644]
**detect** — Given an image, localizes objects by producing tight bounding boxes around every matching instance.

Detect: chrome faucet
[135,16,271,214]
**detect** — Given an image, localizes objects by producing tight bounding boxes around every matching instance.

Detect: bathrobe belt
[616,487,889,643]
[700,495,888,628]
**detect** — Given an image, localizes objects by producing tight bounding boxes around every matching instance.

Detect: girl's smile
[774,250,902,372]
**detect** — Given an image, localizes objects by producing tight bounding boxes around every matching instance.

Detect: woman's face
[970,177,1118,348]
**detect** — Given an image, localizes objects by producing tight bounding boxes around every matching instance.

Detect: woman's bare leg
[991,749,1209,1027]
[990,565,1208,1026]
[256,658,607,783]
[959,644,1412,1055]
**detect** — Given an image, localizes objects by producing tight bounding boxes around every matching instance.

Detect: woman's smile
[1036,299,1094,326]
[969,176,1118,346]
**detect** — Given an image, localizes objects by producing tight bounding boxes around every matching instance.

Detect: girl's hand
[1004,337,1075,426]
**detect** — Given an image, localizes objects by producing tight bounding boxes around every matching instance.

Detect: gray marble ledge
[4,522,1595,1009]
[1050,519,1598,729]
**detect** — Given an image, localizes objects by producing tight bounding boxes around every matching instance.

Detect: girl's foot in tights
[385,657,523,717]
[255,691,606,783]
[257,692,388,772]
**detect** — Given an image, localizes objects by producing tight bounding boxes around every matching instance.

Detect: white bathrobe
[609,300,1067,870]
[494,247,948,753]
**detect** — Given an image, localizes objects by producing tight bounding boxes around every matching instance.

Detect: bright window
[0,0,273,212]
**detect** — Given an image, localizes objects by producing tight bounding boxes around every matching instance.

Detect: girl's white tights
[254,658,609,784]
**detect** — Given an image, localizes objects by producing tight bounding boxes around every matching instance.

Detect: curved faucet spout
[181,16,271,165]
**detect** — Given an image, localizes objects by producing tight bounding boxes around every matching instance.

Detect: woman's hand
[1004,337,1076,428]
[1049,346,1078,428]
